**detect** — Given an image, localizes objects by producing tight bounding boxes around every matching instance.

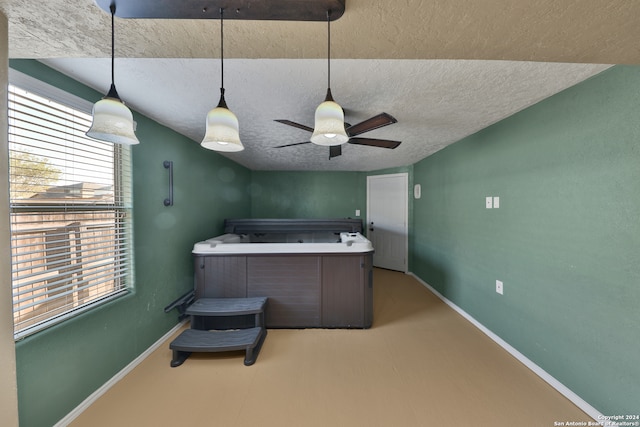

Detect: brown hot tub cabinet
[194,252,373,328]
[193,219,374,329]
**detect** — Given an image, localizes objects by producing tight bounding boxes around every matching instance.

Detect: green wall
[412,65,640,415]
[10,60,252,427]
[250,171,366,220]
[248,168,414,241]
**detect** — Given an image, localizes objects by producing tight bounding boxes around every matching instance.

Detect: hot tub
[192,219,374,329]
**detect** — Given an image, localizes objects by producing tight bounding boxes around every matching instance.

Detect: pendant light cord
[111,6,115,86]
[215,7,229,108]
[327,9,331,91]
[105,4,120,99]
[220,8,224,92]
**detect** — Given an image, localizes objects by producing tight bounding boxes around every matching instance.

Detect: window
[8,70,134,339]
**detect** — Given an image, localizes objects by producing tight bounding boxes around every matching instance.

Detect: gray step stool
[169,297,268,367]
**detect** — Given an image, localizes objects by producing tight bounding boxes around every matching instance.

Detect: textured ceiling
[1,0,633,171]
[42,58,609,171]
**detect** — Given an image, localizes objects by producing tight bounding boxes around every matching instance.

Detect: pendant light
[310,10,349,147]
[86,4,140,145]
[201,8,244,152]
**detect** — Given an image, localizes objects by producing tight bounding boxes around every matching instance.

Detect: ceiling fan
[273,112,401,159]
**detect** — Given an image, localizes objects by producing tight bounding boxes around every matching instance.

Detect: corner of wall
[0,11,21,427]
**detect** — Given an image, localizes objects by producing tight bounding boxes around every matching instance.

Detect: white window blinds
[8,75,134,339]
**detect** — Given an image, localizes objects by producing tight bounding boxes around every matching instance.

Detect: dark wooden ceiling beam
[95,0,345,21]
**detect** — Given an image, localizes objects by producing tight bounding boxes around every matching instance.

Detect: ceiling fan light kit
[86,4,140,145]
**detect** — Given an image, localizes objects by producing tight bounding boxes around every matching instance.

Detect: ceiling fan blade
[274,141,312,148]
[329,145,342,159]
[274,119,314,133]
[348,138,401,149]
[345,113,397,137]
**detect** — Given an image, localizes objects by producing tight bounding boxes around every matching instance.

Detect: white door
[367,173,408,272]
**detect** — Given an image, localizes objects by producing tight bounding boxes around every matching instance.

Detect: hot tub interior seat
[224,218,362,233]
[239,231,341,243]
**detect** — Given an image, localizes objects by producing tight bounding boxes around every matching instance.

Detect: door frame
[366,173,409,273]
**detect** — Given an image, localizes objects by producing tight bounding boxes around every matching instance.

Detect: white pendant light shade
[86,95,139,145]
[310,97,349,146]
[201,105,243,152]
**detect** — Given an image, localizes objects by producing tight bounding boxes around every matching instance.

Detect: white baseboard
[407,272,605,422]
[54,320,187,427]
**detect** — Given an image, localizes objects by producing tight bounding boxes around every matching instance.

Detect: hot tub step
[186,297,267,317]
[170,296,268,367]
[170,327,267,367]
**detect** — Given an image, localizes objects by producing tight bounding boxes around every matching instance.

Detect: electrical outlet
[496,280,504,295]
[486,197,493,209]
[355,209,360,217]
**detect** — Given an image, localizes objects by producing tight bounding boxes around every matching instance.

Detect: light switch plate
[493,196,500,209]
[486,197,493,209]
